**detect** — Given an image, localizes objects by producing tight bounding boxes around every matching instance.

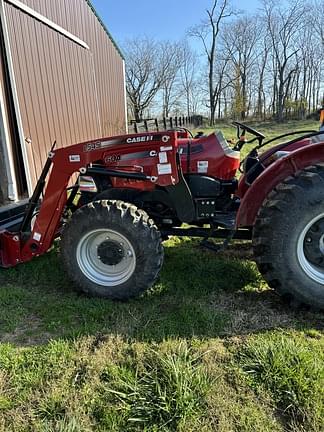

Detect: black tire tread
[253,164,324,309]
[60,200,163,299]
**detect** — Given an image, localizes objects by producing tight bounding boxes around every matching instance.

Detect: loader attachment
[0,200,29,232]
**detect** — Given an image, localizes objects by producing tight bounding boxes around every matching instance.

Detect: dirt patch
[219,241,254,260]
[0,315,53,346]
[211,290,324,336]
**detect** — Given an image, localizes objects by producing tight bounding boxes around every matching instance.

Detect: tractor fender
[236,141,324,227]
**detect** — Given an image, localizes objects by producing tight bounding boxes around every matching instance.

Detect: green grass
[200,118,319,140]
[237,332,324,430]
[0,120,323,431]
[197,118,319,159]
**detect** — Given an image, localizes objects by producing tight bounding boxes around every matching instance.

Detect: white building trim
[5,0,89,50]
[0,0,32,197]
[123,60,128,133]
[0,82,18,201]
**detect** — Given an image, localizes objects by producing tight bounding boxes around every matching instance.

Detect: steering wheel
[232,121,265,140]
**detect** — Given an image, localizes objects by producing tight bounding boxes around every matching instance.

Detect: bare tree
[124,38,169,121]
[221,16,260,119]
[179,42,200,117]
[213,51,234,119]
[160,41,184,117]
[263,0,306,121]
[189,0,234,125]
[311,0,324,46]
[124,1,322,123]
[256,39,269,119]
[294,23,322,117]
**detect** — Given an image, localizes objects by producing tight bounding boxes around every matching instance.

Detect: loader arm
[0,132,179,267]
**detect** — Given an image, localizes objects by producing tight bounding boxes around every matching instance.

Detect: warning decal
[197,161,208,173]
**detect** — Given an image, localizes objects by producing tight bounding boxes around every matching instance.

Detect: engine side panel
[178,132,240,180]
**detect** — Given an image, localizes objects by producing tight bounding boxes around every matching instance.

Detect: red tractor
[1,118,324,309]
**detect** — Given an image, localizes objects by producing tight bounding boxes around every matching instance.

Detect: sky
[90,0,261,49]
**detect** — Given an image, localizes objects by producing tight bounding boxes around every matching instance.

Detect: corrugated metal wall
[3,0,126,189]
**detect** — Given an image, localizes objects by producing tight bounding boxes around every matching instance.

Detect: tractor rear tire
[60,200,163,299]
[253,165,324,309]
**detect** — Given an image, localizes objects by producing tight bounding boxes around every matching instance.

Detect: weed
[237,331,324,431]
[98,342,209,431]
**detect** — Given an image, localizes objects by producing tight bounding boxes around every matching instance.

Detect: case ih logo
[126,136,154,144]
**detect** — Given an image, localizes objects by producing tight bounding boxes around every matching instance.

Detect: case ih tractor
[1,117,324,309]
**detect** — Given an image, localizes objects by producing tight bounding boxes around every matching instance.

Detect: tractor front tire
[60,200,163,299]
[253,165,324,309]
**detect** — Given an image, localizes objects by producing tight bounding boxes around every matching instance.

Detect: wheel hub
[297,213,324,284]
[97,240,124,265]
[76,228,136,286]
[303,218,324,268]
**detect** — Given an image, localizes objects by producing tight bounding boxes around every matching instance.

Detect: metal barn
[0,0,126,205]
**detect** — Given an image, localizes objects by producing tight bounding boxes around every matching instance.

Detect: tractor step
[0,200,29,232]
[211,212,236,230]
[161,226,251,240]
